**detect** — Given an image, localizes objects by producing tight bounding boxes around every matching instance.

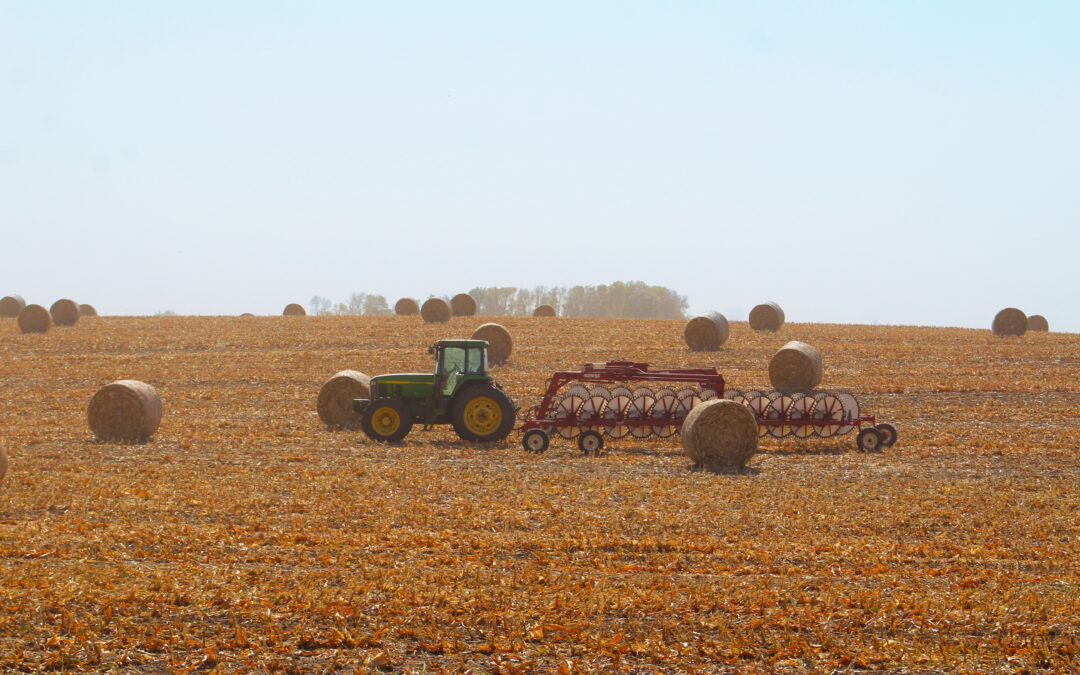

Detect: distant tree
[309,296,332,316]
[363,294,391,315]
[333,293,366,316]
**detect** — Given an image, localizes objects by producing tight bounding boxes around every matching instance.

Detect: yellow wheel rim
[371,406,401,436]
[463,396,502,436]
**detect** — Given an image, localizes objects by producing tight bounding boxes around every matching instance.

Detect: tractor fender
[351,398,370,414]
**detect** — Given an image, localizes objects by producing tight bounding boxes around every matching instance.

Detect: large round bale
[450,293,477,317]
[394,298,420,316]
[17,304,51,333]
[78,303,98,317]
[749,302,785,332]
[1027,314,1049,332]
[0,294,26,318]
[683,312,729,351]
[681,399,758,471]
[50,299,80,326]
[283,303,306,316]
[533,304,557,317]
[769,340,823,391]
[87,380,162,443]
[471,323,513,365]
[421,298,451,323]
[317,370,371,429]
[992,307,1027,336]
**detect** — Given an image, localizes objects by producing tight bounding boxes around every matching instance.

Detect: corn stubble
[0,315,1078,671]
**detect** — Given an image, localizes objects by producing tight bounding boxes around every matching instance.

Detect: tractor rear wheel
[452,386,515,443]
[361,398,412,443]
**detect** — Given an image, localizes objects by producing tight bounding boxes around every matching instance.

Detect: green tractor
[351,339,516,443]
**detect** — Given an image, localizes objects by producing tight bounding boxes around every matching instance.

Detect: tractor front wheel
[452,386,515,443]
[361,398,413,443]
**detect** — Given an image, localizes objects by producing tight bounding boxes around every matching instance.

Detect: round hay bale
[450,293,477,317]
[87,380,162,442]
[769,340,822,392]
[421,298,451,323]
[17,304,51,333]
[317,370,371,429]
[0,294,26,318]
[749,302,785,332]
[1027,314,1048,332]
[78,303,98,318]
[283,303,306,316]
[681,399,758,470]
[50,299,80,326]
[992,307,1027,336]
[683,312,729,351]
[240,312,254,317]
[0,446,6,485]
[533,304,557,317]
[471,323,513,365]
[394,298,420,316]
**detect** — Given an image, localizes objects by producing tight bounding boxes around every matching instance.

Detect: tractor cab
[431,339,489,395]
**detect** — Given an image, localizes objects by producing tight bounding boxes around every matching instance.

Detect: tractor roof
[433,339,488,348]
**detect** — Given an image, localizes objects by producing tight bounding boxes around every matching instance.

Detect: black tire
[522,429,549,453]
[876,423,897,447]
[361,398,412,443]
[856,427,883,453]
[451,385,516,443]
[577,430,604,456]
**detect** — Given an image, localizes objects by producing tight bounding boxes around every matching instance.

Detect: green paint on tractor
[352,339,515,443]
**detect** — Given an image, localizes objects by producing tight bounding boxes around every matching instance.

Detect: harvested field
[1,316,1078,671]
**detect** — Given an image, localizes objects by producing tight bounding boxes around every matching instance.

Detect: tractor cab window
[466,347,486,375]
[439,347,467,395]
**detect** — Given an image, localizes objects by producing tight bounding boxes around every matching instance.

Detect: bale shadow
[689,463,761,476]
[758,443,850,456]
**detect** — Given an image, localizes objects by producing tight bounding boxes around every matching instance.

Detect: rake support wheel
[578,430,604,456]
[522,429,550,453]
[856,427,883,452]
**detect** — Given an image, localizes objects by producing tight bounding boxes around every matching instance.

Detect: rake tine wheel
[604,386,633,438]
[579,387,610,421]
[787,393,817,438]
[836,392,860,426]
[629,387,656,439]
[549,389,586,439]
[650,388,679,438]
[675,388,699,417]
[765,392,795,438]
[743,390,770,437]
[812,392,843,437]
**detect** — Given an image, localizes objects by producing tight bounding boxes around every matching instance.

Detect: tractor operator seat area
[437,346,487,395]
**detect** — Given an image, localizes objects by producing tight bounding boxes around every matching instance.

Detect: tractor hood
[369,373,435,386]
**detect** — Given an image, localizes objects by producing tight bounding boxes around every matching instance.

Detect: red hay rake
[518,361,895,455]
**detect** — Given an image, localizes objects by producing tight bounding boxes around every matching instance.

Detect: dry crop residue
[1,316,1078,671]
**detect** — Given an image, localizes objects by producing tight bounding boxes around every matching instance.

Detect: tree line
[309,293,391,316]
[469,282,688,319]
[309,281,688,318]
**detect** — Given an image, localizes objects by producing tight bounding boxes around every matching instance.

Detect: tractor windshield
[439,347,467,395]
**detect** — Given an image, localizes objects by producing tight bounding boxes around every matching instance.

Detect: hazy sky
[2,3,1077,330]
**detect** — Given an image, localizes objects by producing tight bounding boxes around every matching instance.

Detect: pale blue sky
[2,2,1077,330]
